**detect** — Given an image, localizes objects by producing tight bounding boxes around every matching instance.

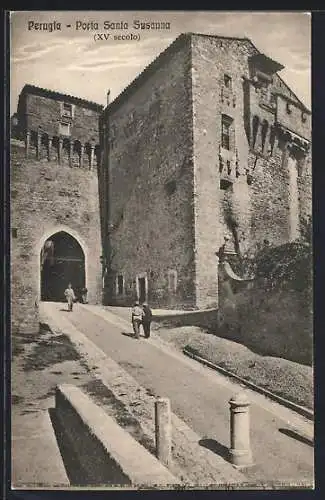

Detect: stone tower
[99,33,311,310]
[11,84,103,334]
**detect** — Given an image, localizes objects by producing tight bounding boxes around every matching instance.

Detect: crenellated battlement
[23,129,100,170]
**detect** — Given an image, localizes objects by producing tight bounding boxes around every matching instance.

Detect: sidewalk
[11,324,93,488]
[12,411,69,488]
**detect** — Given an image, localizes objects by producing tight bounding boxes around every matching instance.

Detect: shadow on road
[278,428,314,447]
[198,438,230,462]
[121,332,137,339]
[59,309,71,312]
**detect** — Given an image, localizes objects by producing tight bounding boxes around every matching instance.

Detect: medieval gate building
[11,33,312,333]
[11,85,103,334]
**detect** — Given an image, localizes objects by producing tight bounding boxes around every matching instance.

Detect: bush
[255,241,312,293]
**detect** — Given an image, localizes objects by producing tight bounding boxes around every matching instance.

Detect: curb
[183,348,314,422]
[55,384,179,487]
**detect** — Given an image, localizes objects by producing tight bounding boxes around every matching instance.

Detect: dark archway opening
[41,231,85,302]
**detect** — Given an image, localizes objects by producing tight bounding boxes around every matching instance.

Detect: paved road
[47,302,314,485]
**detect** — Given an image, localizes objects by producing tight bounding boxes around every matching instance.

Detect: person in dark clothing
[142,302,152,338]
[81,287,88,304]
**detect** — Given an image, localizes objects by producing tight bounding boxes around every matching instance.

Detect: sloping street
[43,302,314,486]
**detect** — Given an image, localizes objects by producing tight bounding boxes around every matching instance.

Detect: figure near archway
[40,231,85,302]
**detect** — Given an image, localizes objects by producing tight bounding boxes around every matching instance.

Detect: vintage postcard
[9,10,313,490]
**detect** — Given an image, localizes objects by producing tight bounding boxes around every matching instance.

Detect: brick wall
[102,37,197,309]
[11,140,102,334]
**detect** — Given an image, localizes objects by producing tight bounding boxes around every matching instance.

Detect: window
[224,74,232,90]
[117,275,124,295]
[62,102,73,118]
[165,180,177,196]
[221,115,233,150]
[12,228,18,238]
[168,270,177,293]
[59,122,71,136]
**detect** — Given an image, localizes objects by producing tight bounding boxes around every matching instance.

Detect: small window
[224,74,232,89]
[59,122,71,136]
[220,178,232,190]
[286,102,292,114]
[117,275,124,295]
[62,102,73,117]
[168,270,177,293]
[165,180,177,196]
[301,112,307,123]
[12,228,18,238]
[221,115,233,150]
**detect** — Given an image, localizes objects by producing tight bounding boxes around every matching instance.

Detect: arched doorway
[40,231,85,301]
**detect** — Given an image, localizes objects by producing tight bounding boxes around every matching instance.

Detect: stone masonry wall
[191,36,259,308]
[11,140,102,334]
[191,34,312,284]
[104,37,196,309]
[23,94,100,143]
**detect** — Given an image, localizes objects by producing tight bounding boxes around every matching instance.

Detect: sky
[10,11,311,114]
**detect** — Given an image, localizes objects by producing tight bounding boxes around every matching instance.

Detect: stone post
[155,398,172,467]
[58,138,63,165]
[229,392,253,467]
[47,136,52,162]
[25,130,30,158]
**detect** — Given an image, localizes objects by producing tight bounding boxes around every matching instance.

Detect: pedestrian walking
[131,301,143,339]
[142,302,152,338]
[64,283,76,311]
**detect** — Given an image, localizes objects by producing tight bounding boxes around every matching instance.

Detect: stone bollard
[155,397,172,467]
[229,392,253,467]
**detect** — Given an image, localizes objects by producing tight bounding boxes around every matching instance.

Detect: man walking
[131,301,143,339]
[64,283,76,312]
[142,302,152,338]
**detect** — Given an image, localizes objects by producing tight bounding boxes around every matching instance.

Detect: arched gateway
[40,231,85,302]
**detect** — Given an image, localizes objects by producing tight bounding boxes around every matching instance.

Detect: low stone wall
[55,384,178,487]
[153,309,219,330]
[153,286,312,366]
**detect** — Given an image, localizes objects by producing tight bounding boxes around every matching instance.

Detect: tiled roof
[20,84,103,112]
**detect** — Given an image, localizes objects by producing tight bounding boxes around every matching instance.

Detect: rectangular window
[62,102,73,118]
[224,74,232,90]
[12,228,18,238]
[117,275,124,295]
[59,122,71,136]
[168,270,177,293]
[221,115,233,150]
